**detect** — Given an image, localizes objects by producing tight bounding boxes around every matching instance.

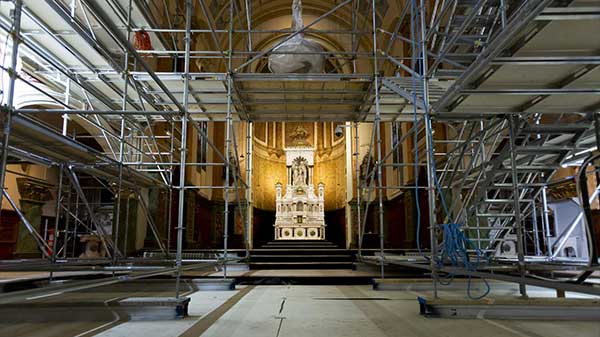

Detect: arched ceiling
[181,0,404,73]
[207,0,395,30]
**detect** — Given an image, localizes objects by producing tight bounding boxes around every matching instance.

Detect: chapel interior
[0,0,599,335]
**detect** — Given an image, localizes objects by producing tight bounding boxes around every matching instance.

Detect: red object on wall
[46,228,55,255]
[133,30,152,54]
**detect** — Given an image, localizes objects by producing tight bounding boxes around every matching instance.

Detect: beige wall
[313,145,346,210]
[186,121,216,200]
[252,142,288,210]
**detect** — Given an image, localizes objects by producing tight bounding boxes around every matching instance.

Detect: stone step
[249,261,354,270]
[250,254,353,263]
[250,249,352,258]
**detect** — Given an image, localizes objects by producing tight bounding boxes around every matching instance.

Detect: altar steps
[260,241,338,249]
[250,240,355,270]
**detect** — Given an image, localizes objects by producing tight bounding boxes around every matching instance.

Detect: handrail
[575,152,600,266]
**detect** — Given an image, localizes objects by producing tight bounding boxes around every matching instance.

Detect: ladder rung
[520,125,590,134]
[481,199,534,203]
[516,146,577,154]
[476,213,515,217]
[490,183,545,188]
[498,165,559,172]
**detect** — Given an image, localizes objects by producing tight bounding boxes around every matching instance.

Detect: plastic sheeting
[268,0,324,73]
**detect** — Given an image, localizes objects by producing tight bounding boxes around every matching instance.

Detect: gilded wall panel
[252,143,287,210]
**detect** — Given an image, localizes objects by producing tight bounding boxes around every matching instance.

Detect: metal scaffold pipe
[416,0,440,299]
[0,0,22,213]
[221,0,236,280]
[355,122,361,257]
[245,121,252,256]
[371,0,386,280]
[175,0,192,299]
[112,0,134,265]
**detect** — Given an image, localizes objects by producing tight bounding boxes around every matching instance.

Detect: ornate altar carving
[274,146,326,240]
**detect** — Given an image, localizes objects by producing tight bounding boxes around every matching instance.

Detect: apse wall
[252,122,346,211]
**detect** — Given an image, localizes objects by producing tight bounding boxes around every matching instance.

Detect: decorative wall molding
[15,177,53,204]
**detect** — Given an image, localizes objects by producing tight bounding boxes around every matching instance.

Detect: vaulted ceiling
[150,0,405,73]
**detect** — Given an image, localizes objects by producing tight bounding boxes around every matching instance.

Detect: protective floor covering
[197,283,600,337]
[1,281,599,336]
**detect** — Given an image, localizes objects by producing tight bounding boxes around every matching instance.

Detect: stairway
[249,240,355,270]
[435,114,595,256]
[471,117,592,252]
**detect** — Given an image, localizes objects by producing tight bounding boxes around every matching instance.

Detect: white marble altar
[274,146,326,240]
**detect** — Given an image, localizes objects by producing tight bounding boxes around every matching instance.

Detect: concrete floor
[197,284,600,337]
[94,288,240,337]
[1,280,599,337]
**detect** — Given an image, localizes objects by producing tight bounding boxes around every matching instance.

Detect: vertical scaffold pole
[175,0,192,299]
[167,121,176,255]
[371,0,385,279]
[0,0,22,212]
[222,0,235,279]
[223,79,231,278]
[113,0,133,264]
[508,115,528,297]
[355,122,361,257]
[417,0,439,298]
[49,165,64,282]
[245,121,252,256]
[51,78,71,267]
[60,74,71,258]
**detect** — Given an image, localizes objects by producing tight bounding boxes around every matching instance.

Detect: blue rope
[440,223,491,299]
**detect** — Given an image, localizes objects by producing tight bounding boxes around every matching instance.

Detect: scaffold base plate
[418,296,600,320]
[193,278,236,291]
[116,296,190,320]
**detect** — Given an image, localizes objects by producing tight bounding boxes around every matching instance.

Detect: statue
[360,155,375,182]
[292,158,307,185]
[268,0,324,73]
[299,164,307,184]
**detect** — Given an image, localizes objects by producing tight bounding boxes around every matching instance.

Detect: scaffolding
[357,0,600,298]
[0,0,598,303]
